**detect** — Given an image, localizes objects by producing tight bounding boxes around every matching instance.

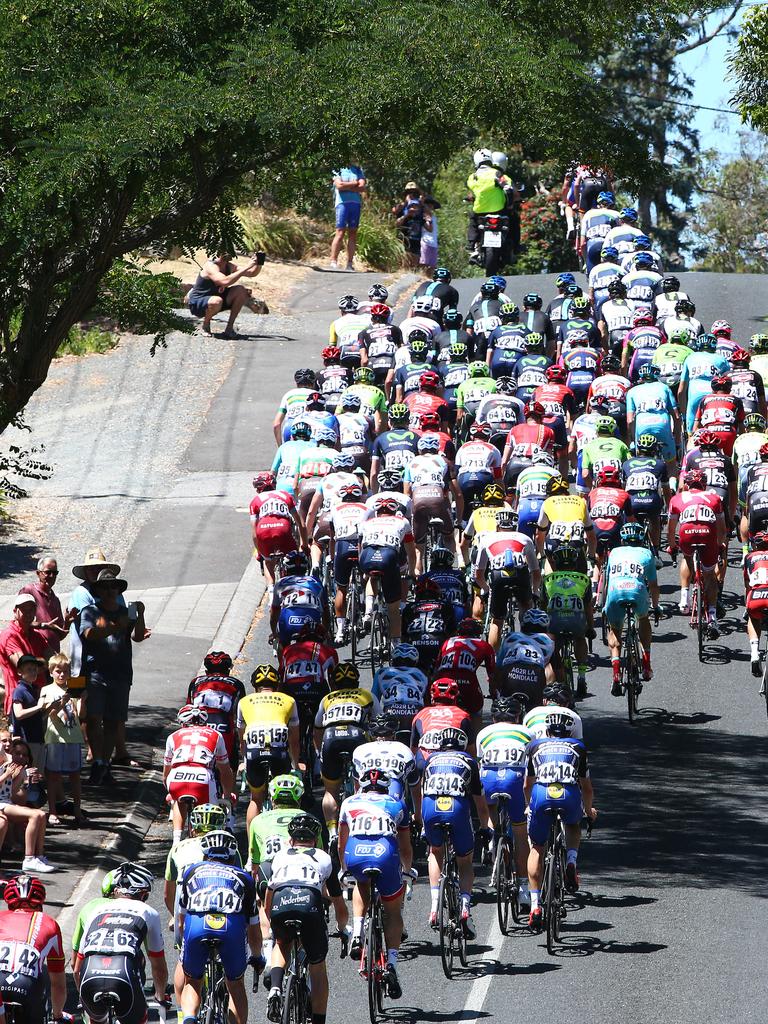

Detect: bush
[56,325,117,357]
[355,202,405,271]
[237,207,327,261]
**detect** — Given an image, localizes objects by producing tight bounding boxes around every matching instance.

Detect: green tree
[732,5,768,130]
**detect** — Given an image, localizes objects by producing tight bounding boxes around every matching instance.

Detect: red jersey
[187,674,245,759]
[410,704,471,757]
[435,637,495,684]
[695,394,744,455]
[744,550,768,599]
[0,909,65,979]
[588,486,633,530]
[506,423,555,457]
[405,392,449,426]
[669,489,723,528]
[533,382,575,419]
[250,489,295,522]
[163,725,228,770]
[279,640,338,700]
[587,373,630,408]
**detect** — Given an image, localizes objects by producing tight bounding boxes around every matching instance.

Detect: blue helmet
[634,252,654,269]
[597,190,615,206]
[621,207,639,222]
[489,275,507,291]
[635,234,651,248]
[556,272,575,288]
[600,245,619,261]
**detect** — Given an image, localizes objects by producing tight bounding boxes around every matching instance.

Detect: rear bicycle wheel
[695,568,706,661]
[281,971,299,1024]
[348,576,359,660]
[545,843,563,955]
[494,835,512,934]
[438,873,455,979]
[366,901,383,1023]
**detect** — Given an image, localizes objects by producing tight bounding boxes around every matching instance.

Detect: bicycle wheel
[281,971,300,1024]
[544,840,562,955]
[438,873,455,979]
[695,567,706,661]
[494,835,512,934]
[563,642,574,692]
[349,575,359,660]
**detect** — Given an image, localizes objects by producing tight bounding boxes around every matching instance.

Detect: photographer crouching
[187,249,266,338]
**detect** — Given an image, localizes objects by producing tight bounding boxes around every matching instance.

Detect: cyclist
[291,426,338,522]
[476,696,533,909]
[401,577,457,674]
[333,393,375,476]
[678,334,731,436]
[586,353,629,433]
[326,482,370,644]
[73,862,167,1024]
[454,421,503,511]
[476,377,525,448]
[434,310,473,366]
[734,413,768,510]
[581,415,630,492]
[0,874,65,1023]
[493,608,555,710]
[368,468,412,521]
[435,617,496,729]
[622,306,664,381]
[570,399,602,493]
[370,404,419,485]
[622,251,662,311]
[270,551,329,649]
[393,334,433,400]
[278,623,338,767]
[338,767,407,997]
[401,295,441,351]
[622,433,671,557]
[651,327,693,396]
[744,531,768,676]
[536,475,596,572]
[359,303,402,396]
[524,682,583,738]
[512,451,559,540]
[604,205,643,254]
[668,469,727,638]
[501,401,556,478]
[663,296,703,342]
[728,347,767,418]
[163,705,234,843]
[187,651,245,769]
[415,267,460,317]
[420,544,468,620]
[579,190,620,272]
[589,464,633,558]
[626,363,681,483]
[237,665,300,822]
[272,419,315,495]
[316,346,352,413]
[250,471,307,588]
[404,434,461,571]
[265,814,334,1024]
[597,278,634,355]
[440,341,472,423]
[466,282,503,359]
[533,363,575,475]
[603,521,660,692]
[692,374,744,457]
[524,712,597,927]
[543,543,595,698]
[273,368,317,443]
[682,432,737,530]
[653,276,689,322]
[561,333,601,411]
[422,733,481,938]
[178,830,259,1024]
[359,496,417,641]
[314,661,380,842]
[558,296,601,355]
[304,451,362,573]
[371,643,429,742]
[455,361,498,436]
[545,272,576,327]
[486,303,528,378]
[588,245,622,315]
[411,678,472,768]
[521,292,556,353]
[512,334,551,406]
[338,366,388,432]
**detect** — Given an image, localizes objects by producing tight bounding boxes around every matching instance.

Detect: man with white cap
[0,594,52,715]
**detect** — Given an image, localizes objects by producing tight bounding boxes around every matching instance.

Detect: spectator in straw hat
[66,548,123,687]
[392,181,424,269]
[0,595,52,715]
[78,570,150,786]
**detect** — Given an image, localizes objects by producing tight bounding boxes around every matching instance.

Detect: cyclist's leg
[179,915,208,1020]
[604,593,626,695]
[222,976,249,1024]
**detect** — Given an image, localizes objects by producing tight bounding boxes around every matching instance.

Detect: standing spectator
[67,548,123,688]
[18,555,71,652]
[41,654,87,826]
[186,251,264,338]
[0,595,52,715]
[10,655,46,767]
[78,570,150,786]
[392,182,425,269]
[419,195,441,273]
[330,164,367,271]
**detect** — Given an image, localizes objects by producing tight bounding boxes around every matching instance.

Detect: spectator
[186,251,264,338]
[420,195,441,273]
[18,555,72,652]
[41,653,87,826]
[78,570,150,786]
[10,655,46,767]
[392,182,425,269]
[0,735,54,872]
[330,164,367,271]
[67,548,124,689]
[0,594,52,715]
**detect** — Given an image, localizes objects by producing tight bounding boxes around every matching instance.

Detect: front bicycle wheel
[438,874,456,979]
[494,836,512,934]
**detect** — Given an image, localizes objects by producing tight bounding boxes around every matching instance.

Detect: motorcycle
[474,212,512,273]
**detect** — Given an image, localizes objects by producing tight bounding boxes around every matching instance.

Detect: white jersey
[604,223,644,255]
[476,721,532,768]
[660,314,702,339]
[476,393,525,429]
[455,440,501,476]
[654,291,691,322]
[339,792,403,837]
[353,740,417,784]
[318,471,359,515]
[337,412,373,453]
[400,316,440,345]
[600,299,634,334]
[516,464,558,500]
[473,530,538,576]
[571,413,600,454]
[404,453,449,489]
[366,491,413,521]
[331,313,371,347]
[269,847,332,894]
[360,512,412,549]
[523,704,583,740]
[331,501,371,541]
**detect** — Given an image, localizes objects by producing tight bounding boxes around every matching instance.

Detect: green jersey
[544,571,591,631]
[248,807,321,866]
[652,343,690,386]
[456,377,497,413]
[582,436,630,477]
[295,447,335,483]
[337,383,387,418]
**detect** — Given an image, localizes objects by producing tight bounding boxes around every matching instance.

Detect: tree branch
[676,1,744,55]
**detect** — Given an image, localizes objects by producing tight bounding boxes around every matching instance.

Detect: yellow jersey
[237,692,298,755]
[538,494,592,544]
[313,687,380,730]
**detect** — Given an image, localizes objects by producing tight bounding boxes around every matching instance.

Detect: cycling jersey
[562,348,599,402]
[626,380,677,459]
[421,749,481,856]
[371,666,428,729]
[237,690,298,759]
[695,394,744,456]
[455,439,501,479]
[365,492,412,521]
[404,452,450,491]
[337,383,387,420]
[359,323,403,372]
[622,455,667,513]
[472,530,538,578]
[360,511,413,550]
[336,411,373,456]
[588,485,632,535]
[353,739,418,791]
[604,543,656,624]
[410,705,471,763]
[272,573,327,646]
[435,636,495,700]
[414,280,460,314]
[73,896,164,963]
[523,705,583,740]
[505,422,556,459]
[680,352,731,431]
[250,489,295,526]
[670,489,724,568]
[654,291,691,322]
[180,861,257,982]
[248,807,306,867]
[341,791,407,900]
[271,440,313,495]
[587,374,630,420]
[533,382,576,421]
[405,391,450,432]
[544,570,591,634]
[651,342,691,391]
[516,465,559,502]
[317,365,352,410]
[728,368,765,415]
[0,908,64,1015]
[423,569,469,613]
[399,316,441,347]
[604,223,644,254]
[588,261,621,304]
[314,687,380,730]
[294,449,335,489]
[558,318,601,352]
[187,674,245,762]
[580,207,619,243]
[537,494,593,548]
[622,269,662,308]
[494,632,553,706]
[440,361,471,408]
[745,550,768,614]
[475,394,524,434]
[277,387,314,439]
[371,428,419,473]
[683,450,735,501]
[487,325,529,376]
[513,354,551,404]
[467,166,506,213]
[329,313,371,354]
[582,437,631,480]
[279,640,337,704]
[456,376,497,414]
[526,737,588,844]
[599,299,634,348]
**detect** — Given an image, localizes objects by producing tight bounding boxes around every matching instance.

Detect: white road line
[462,915,505,1023]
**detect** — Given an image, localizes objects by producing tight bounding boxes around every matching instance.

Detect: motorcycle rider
[465,149,520,264]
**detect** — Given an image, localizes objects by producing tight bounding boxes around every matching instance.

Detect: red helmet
[420,370,441,391]
[322,346,341,363]
[632,306,654,327]
[376,498,400,516]
[2,874,46,911]
[711,374,731,393]
[697,431,721,449]
[469,422,493,440]
[415,577,442,599]
[419,411,441,430]
[370,303,391,320]
[595,465,621,487]
[457,617,483,637]
[711,319,731,339]
[731,347,750,366]
[752,531,768,549]
[546,364,567,382]
[430,678,460,705]
[524,401,546,420]
[685,469,707,490]
[253,471,276,492]
[760,442,768,461]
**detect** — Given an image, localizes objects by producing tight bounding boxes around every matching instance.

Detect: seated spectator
[0,735,54,872]
[186,251,264,338]
[18,555,72,652]
[10,654,46,767]
[41,654,87,827]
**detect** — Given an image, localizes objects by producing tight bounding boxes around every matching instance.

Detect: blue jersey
[626,380,677,433]
[180,861,258,922]
[605,544,656,595]
[272,574,326,613]
[371,666,428,713]
[526,736,588,785]
[513,354,550,404]
[371,428,419,472]
[562,348,599,397]
[440,362,471,407]
[588,261,621,301]
[487,325,528,376]
[423,569,468,608]
[422,750,480,799]
[681,352,730,387]
[339,791,406,837]
[395,362,432,398]
[271,439,312,495]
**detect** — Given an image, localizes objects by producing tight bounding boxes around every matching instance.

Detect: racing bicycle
[275,919,313,1024]
[492,792,522,933]
[436,820,468,978]
[688,543,708,660]
[619,600,642,724]
[540,806,567,955]
[360,867,388,1023]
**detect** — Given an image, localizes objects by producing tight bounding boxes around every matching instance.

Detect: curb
[207,553,267,659]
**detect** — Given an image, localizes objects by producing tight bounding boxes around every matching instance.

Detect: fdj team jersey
[527,737,588,785]
[180,862,256,917]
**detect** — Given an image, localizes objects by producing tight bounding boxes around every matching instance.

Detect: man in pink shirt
[18,555,72,652]
[0,594,52,714]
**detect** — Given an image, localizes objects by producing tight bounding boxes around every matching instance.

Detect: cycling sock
[460,892,471,914]
[172,829,182,845]
[751,638,760,659]
[680,586,689,606]
[430,887,439,912]
[335,615,346,631]
[566,848,578,866]
[353,915,364,938]
[271,966,285,993]
[529,888,540,911]
[365,595,374,615]
[611,658,620,680]
[387,948,398,966]
[708,605,717,622]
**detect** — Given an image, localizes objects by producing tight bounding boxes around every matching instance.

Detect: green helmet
[190,803,228,835]
[354,366,374,385]
[525,332,544,350]
[745,413,767,432]
[751,333,768,354]
[636,433,661,454]
[620,522,647,547]
[269,773,304,807]
[449,341,468,360]
[388,402,409,424]
[595,415,616,436]
[409,338,428,358]
[667,326,693,347]
[499,302,520,322]
[468,360,490,378]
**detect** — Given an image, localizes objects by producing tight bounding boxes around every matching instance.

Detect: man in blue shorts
[330,165,366,270]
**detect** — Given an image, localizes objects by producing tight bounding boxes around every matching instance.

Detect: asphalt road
[69,269,768,1021]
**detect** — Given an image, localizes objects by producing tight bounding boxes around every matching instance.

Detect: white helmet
[473,148,493,168]
[412,296,435,315]
[491,151,508,171]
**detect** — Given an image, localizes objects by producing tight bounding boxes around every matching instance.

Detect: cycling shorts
[489,569,532,619]
[79,955,146,1024]
[423,794,474,857]
[182,912,249,981]
[547,612,587,638]
[517,497,545,539]
[333,538,360,588]
[527,782,583,846]
[678,526,719,571]
[594,522,622,553]
[492,670,544,713]
[412,492,453,546]
[406,633,442,674]
[277,606,322,647]
[629,493,662,517]
[359,544,400,603]
[270,886,328,964]
[603,581,650,626]
[313,512,332,543]
[457,470,494,510]
[320,725,367,783]
[344,834,404,901]
[0,973,46,1024]
[166,765,217,806]
[746,589,768,618]
[543,416,567,450]
[684,387,710,432]
[255,517,296,560]
[245,751,292,792]
[480,765,526,823]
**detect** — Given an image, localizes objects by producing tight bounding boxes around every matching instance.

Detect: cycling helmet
[637,363,660,381]
[106,862,154,898]
[634,252,654,269]
[567,329,590,347]
[457,617,483,637]
[546,475,569,495]
[338,295,359,313]
[752,531,768,550]
[546,364,567,383]
[711,320,732,339]
[2,874,46,910]
[473,148,493,167]
[434,267,452,283]
[253,471,276,493]
[305,390,324,411]
[269,773,304,807]
[571,295,590,313]
[698,333,717,353]
[338,482,364,502]
[550,542,582,571]
[414,576,442,599]
[590,394,611,411]
[688,335,709,353]
[322,346,341,363]
[597,190,615,206]
[482,482,506,506]
[412,296,436,316]
[494,376,515,396]
[667,326,693,346]
[697,431,721,449]
[731,347,750,366]
[751,334,768,354]
[177,704,208,726]
[449,341,468,360]
[470,421,493,441]
[420,370,441,391]
[675,297,696,316]
[281,551,310,575]
[620,207,638,222]
[358,767,392,793]
[619,522,647,546]
[634,233,652,249]
[291,420,312,441]
[684,469,707,490]
[607,279,627,299]
[430,678,460,704]
[711,374,731,393]
[633,306,654,327]
[392,642,420,666]
[376,497,401,516]
[543,682,573,706]
[429,546,454,569]
[314,425,338,446]
[439,731,468,751]
[600,246,619,261]
[499,302,520,322]
[491,696,523,722]
[409,329,430,349]
[490,275,507,291]
[600,353,620,373]
[417,434,441,454]
[495,506,518,531]
[525,332,544,350]
[480,281,499,299]
[661,276,680,292]
[203,650,233,675]
[545,712,575,738]
[378,468,404,491]
[444,309,463,328]
[332,661,360,688]
[525,401,546,420]
[369,714,399,738]
[523,292,542,309]
[370,303,391,321]
[369,283,389,302]
[521,608,550,633]
[388,403,409,425]
[294,368,316,387]
[556,273,575,288]
[354,366,375,385]
[636,433,661,454]
[190,803,228,834]
[595,465,621,487]
[595,415,617,436]
[468,360,490,378]
[532,449,555,467]
[288,814,323,842]
[332,452,357,472]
